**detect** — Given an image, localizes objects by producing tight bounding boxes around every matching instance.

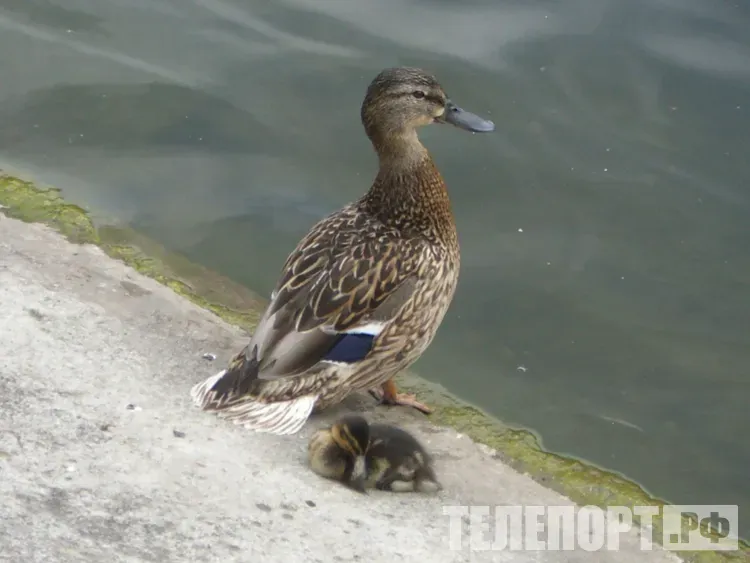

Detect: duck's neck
[361,132,458,247]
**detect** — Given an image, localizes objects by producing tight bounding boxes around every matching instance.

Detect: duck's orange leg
[369,378,433,414]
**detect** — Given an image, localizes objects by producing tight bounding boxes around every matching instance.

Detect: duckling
[308,415,371,493]
[308,414,441,493]
[366,421,441,493]
[191,67,494,435]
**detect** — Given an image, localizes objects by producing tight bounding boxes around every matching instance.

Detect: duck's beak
[440,100,495,133]
[349,455,367,493]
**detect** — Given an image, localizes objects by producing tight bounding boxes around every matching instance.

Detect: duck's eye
[412,90,426,99]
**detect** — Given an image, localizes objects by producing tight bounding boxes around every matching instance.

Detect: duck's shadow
[306,391,430,430]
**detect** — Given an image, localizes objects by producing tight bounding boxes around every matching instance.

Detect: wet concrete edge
[1,171,746,563]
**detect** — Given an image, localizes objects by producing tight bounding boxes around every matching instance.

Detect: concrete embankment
[1,174,742,562]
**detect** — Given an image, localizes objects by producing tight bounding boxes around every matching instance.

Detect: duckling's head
[361,67,495,144]
[331,415,371,492]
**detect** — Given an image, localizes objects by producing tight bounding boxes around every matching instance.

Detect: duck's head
[331,415,371,493]
[361,67,495,143]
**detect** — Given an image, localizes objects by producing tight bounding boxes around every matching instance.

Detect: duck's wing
[200,211,421,399]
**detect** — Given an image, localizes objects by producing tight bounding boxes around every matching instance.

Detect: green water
[1,0,748,538]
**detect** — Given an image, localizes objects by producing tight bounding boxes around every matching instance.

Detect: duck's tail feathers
[216,394,317,435]
[190,369,229,407]
[190,369,317,435]
[191,343,262,407]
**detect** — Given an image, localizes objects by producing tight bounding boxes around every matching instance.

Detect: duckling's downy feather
[307,416,441,492]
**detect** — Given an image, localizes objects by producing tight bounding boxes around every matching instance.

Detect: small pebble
[305,500,316,507]
[66,465,76,472]
[173,429,186,438]
[125,403,142,411]
[100,423,112,431]
[202,353,217,361]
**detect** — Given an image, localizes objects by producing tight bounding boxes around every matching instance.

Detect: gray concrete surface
[0,215,682,563]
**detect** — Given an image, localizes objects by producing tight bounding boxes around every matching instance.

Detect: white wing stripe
[331,321,385,336]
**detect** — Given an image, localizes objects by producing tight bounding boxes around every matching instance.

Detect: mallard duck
[190,66,494,435]
[307,414,441,493]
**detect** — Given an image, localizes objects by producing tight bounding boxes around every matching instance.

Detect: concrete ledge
[1,171,746,562]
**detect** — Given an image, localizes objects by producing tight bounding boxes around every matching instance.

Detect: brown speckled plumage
[190,67,493,435]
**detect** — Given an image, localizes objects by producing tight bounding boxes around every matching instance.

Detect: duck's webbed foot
[368,378,433,415]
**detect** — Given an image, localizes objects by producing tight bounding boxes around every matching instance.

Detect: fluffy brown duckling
[307,414,441,493]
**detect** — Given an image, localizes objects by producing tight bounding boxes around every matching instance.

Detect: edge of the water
[1,171,746,562]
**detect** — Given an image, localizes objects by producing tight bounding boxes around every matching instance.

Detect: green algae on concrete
[0,172,263,333]
[1,171,747,562]
[0,174,97,244]
[420,392,750,562]
[97,225,263,332]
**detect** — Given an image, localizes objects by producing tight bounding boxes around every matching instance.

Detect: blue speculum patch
[323,333,375,363]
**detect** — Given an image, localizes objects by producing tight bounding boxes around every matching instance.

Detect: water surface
[1,0,748,537]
